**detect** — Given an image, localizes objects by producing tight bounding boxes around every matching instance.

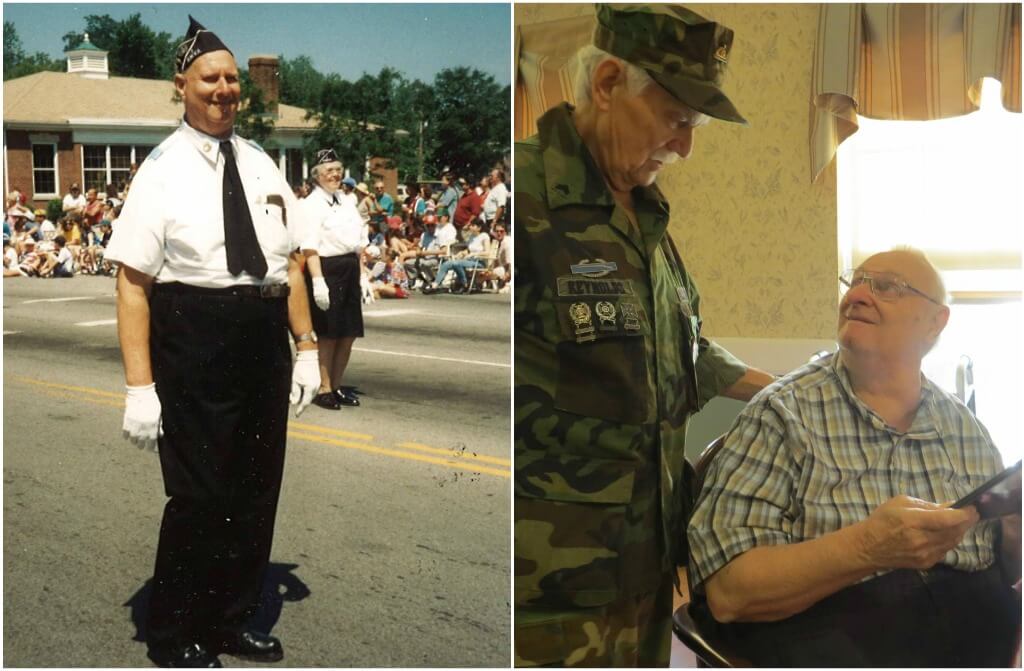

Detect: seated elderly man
[687,248,1021,667]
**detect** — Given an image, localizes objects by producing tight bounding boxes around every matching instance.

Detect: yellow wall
[515,3,839,340]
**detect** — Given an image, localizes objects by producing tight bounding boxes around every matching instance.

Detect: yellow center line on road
[286,420,373,442]
[13,376,124,400]
[397,441,511,467]
[287,429,510,478]
[9,376,510,478]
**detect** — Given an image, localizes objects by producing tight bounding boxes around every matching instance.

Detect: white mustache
[650,152,679,165]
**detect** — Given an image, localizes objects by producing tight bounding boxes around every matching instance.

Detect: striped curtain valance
[811,3,1022,182]
[515,14,595,140]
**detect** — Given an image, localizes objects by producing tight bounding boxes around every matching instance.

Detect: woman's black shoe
[333,389,361,407]
[312,392,342,410]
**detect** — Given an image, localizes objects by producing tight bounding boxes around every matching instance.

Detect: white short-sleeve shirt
[482,182,508,222]
[299,185,368,257]
[104,121,309,288]
[434,222,457,248]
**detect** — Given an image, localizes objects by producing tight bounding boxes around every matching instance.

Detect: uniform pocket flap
[515,454,637,505]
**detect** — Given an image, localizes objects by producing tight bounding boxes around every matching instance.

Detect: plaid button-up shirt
[687,353,1004,590]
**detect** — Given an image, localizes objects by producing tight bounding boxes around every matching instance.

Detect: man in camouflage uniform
[514,5,775,666]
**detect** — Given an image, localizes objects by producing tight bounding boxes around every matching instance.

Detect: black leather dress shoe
[149,643,222,668]
[217,631,283,662]
[312,391,342,410]
[334,389,361,407]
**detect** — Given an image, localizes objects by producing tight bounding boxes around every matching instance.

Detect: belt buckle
[259,284,288,298]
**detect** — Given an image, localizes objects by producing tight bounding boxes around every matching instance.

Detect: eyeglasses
[839,269,942,305]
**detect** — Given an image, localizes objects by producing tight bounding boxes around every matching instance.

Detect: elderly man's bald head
[839,247,951,364]
[863,248,948,305]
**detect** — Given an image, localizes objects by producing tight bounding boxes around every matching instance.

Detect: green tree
[235,70,276,149]
[279,55,324,110]
[426,68,510,180]
[310,68,415,182]
[62,14,180,80]
[4,21,63,80]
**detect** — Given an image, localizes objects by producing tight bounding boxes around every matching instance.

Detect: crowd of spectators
[3,183,121,279]
[4,165,512,295]
[291,167,512,297]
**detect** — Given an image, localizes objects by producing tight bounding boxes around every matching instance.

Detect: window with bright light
[838,78,1023,463]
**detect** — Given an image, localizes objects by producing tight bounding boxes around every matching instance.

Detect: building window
[31,144,58,196]
[838,78,1022,462]
[82,145,155,193]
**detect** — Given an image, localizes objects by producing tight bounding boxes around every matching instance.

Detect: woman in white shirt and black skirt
[301,149,368,410]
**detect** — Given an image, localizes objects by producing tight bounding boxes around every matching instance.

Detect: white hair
[310,161,343,181]
[572,45,654,108]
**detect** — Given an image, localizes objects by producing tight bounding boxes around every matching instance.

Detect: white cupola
[65,33,109,79]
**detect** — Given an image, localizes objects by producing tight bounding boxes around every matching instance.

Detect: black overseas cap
[175,15,233,74]
[313,148,340,167]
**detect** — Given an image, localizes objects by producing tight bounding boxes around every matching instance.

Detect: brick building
[3,37,398,209]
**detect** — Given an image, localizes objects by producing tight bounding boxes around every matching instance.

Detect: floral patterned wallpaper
[515,4,839,340]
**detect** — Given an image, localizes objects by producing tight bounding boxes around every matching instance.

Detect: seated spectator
[104,183,123,209]
[492,222,511,293]
[687,248,1020,667]
[16,238,46,277]
[62,214,84,260]
[422,218,490,295]
[37,209,56,241]
[364,245,410,300]
[8,207,35,256]
[398,213,457,287]
[3,240,21,277]
[40,235,75,278]
[82,188,104,228]
[62,183,86,215]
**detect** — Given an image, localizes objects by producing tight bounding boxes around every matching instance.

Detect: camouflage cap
[594,4,747,125]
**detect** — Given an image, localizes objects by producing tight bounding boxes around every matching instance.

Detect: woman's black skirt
[306,252,364,339]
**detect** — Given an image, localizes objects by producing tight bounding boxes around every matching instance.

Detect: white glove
[312,276,330,312]
[289,349,320,417]
[123,383,162,452]
[360,275,376,304]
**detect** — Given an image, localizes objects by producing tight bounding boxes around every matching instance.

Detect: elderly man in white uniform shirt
[104,16,319,668]
[300,149,370,411]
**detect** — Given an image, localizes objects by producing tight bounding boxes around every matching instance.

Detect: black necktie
[332,193,339,205]
[221,141,267,279]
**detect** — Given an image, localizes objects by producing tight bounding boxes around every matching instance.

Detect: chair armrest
[672,602,751,668]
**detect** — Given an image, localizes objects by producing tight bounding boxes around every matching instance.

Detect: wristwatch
[294,331,318,345]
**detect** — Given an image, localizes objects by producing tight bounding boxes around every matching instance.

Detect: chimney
[248,55,280,117]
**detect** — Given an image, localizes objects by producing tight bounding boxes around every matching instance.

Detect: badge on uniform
[620,302,642,332]
[569,302,596,343]
[570,258,617,277]
[594,300,617,331]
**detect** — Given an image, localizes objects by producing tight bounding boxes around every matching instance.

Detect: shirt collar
[536,103,671,214]
[312,184,339,206]
[178,118,236,167]
[537,103,672,258]
[831,354,939,437]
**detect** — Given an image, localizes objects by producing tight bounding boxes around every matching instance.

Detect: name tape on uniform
[557,277,634,297]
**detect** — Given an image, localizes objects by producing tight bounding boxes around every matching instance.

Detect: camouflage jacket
[514,103,746,609]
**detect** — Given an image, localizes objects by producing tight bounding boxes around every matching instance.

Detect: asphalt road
[2,275,511,668]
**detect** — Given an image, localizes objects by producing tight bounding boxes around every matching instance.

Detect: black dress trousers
[145,285,292,651]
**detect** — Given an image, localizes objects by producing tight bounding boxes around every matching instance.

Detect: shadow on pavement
[123,562,311,643]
